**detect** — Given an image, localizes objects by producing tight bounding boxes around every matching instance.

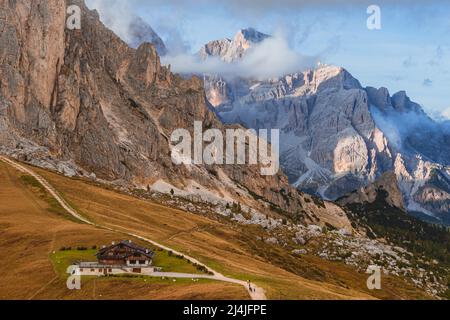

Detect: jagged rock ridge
[0,0,352,229]
[338,172,404,210]
[200,29,450,225]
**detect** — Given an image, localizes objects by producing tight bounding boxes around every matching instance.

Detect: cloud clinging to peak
[162,34,318,79]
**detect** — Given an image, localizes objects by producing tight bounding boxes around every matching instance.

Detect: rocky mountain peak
[128,17,167,56]
[338,172,405,210]
[368,87,425,116]
[199,28,270,62]
[391,91,425,115]
[234,28,270,45]
[0,0,356,232]
[366,87,392,112]
[313,65,362,91]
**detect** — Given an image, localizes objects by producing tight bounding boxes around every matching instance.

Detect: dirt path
[0,156,267,300]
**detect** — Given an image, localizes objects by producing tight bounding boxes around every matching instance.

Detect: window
[90,269,94,272]
[139,260,146,265]
[130,260,136,264]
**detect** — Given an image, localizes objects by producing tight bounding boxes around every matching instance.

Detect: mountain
[338,172,404,210]
[200,29,450,225]
[1,2,449,299]
[199,28,270,62]
[128,16,167,56]
[338,173,450,270]
[0,0,352,231]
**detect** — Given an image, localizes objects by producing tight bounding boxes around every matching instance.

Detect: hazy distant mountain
[128,16,167,56]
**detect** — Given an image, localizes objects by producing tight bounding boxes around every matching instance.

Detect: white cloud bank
[86,0,136,44]
[162,35,318,79]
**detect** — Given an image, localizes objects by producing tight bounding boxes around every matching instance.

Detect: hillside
[0,0,449,301]
[0,157,438,299]
[0,159,250,300]
[0,0,355,231]
[338,173,450,298]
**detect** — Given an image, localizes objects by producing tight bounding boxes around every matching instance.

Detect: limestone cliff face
[0,0,351,228]
[338,172,405,210]
[199,28,269,63]
[201,29,450,224]
[207,64,391,198]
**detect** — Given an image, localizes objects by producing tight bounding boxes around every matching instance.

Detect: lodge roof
[96,240,155,259]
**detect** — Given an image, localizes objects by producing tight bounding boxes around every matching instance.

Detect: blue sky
[87,0,450,118]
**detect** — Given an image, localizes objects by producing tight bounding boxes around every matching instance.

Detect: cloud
[436,107,450,121]
[386,75,405,82]
[162,34,318,79]
[120,0,450,16]
[428,45,444,66]
[402,56,415,68]
[371,105,449,153]
[423,78,433,87]
[86,0,135,44]
[87,0,194,55]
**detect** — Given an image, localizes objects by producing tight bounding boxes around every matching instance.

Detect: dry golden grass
[22,163,431,300]
[0,161,248,300]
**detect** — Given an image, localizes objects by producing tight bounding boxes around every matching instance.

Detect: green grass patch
[49,247,207,281]
[152,248,208,274]
[49,249,216,287]
[50,249,97,278]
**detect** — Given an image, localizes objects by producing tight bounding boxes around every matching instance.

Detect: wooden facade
[96,240,155,267]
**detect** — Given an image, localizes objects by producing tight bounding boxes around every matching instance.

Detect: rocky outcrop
[338,172,405,209]
[206,63,391,198]
[0,0,353,230]
[200,29,450,224]
[199,28,269,62]
[128,17,167,55]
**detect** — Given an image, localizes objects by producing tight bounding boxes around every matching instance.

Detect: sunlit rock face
[1,0,358,230]
[199,28,270,63]
[200,30,450,224]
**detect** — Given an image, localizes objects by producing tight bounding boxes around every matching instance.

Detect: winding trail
[0,155,266,300]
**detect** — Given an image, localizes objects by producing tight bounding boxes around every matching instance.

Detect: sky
[86,0,450,118]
